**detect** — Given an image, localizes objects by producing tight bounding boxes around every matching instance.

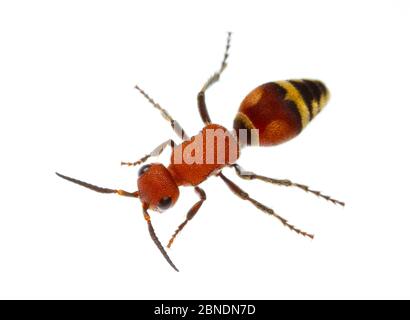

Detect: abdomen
[233,79,329,146]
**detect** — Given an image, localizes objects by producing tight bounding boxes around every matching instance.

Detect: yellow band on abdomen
[276,80,310,128]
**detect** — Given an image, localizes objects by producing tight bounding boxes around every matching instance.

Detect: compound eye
[138,164,151,177]
[157,196,172,211]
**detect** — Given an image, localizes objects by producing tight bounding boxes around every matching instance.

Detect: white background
[1,0,409,299]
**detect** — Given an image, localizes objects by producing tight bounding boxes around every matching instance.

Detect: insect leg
[167,186,206,248]
[143,206,179,272]
[218,172,314,239]
[134,84,190,140]
[231,164,345,206]
[197,32,232,124]
[121,139,176,167]
[56,172,138,197]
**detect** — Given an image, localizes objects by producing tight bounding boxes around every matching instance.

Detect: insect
[56,33,344,272]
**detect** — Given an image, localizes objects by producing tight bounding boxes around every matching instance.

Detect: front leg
[121,139,176,167]
[167,186,206,248]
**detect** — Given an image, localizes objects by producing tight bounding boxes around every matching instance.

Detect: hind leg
[230,164,345,206]
[197,32,232,124]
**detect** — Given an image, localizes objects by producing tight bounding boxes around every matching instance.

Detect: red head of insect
[137,163,180,212]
